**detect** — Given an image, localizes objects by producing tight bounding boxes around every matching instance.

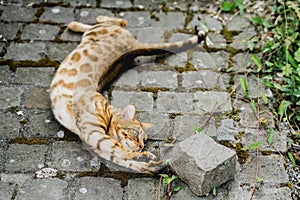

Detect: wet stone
[74,177,122,200]
[0,112,20,140]
[127,178,157,200]
[0,23,22,41]
[21,24,60,41]
[112,69,139,88]
[182,70,228,90]
[25,88,51,109]
[101,0,132,8]
[40,7,75,24]
[47,42,78,61]
[0,182,15,200]
[194,91,232,114]
[0,87,22,109]
[15,178,68,200]
[140,70,178,89]
[156,92,194,113]
[13,67,55,87]
[1,5,37,22]
[122,12,151,28]
[192,50,229,70]
[78,8,114,24]
[189,14,223,32]
[50,141,100,172]
[111,91,153,112]
[26,111,61,138]
[5,42,47,61]
[4,144,48,173]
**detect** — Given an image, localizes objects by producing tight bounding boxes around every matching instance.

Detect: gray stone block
[130,27,164,44]
[226,16,254,32]
[21,24,60,41]
[0,182,15,200]
[189,14,223,32]
[122,12,152,28]
[156,92,193,113]
[232,53,253,73]
[182,70,228,90]
[47,42,78,61]
[0,87,22,109]
[0,112,20,140]
[127,178,157,200]
[4,144,48,173]
[101,0,132,8]
[26,111,61,138]
[166,52,188,68]
[194,91,232,114]
[152,12,186,29]
[192,51,229,70]
[13,67,55,87]
[5,42,47,61]
[78,8,114,24]
[112,69,139,88]
[25,88,52,109]
[0,23,22,41]
[50,141,101,172]
[230,31,257,50]
[15,178,68,200]
[74,177,122,200]
[206,32,227,49]
[1,5,37,22]
[40,7,75,24]
[217,119,239,142]
[140,70,177,89]
[0,66,13,84]
[166,133,236,196]
[111,91,153,112]
[60,29,82,42]
[70,0,97,7]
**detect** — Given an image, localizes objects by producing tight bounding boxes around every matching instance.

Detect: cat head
[96,16,127,27]
[109,105,151,151]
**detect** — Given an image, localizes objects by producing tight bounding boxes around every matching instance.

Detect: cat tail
[134,29,205,55]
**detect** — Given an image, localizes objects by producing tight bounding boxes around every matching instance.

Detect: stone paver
[74,177,122,200]
[4,144,48,173]
[0,1,293,200]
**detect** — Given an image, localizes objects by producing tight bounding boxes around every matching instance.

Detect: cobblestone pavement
[0,0,293,199]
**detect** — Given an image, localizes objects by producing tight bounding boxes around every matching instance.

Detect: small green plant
[241,141,263,151]
[159,174,181,199]
[221,0,244,14]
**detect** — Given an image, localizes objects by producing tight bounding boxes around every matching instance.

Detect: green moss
[9,137,50,145]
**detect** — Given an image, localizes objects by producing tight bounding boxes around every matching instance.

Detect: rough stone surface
[4,144,48,173]
[15,178,68,200]
[78,8,114,24]
[156,92,193,113]
[21,24,60,41]
[0,182,16,200]
[140,70,177,89]
[217,119,239,142]
[13,67,55,87]
[25,88,52,109]
[192,50,229,70]
[189,14,223,32]
[40,7,75,24]
[111,91,153,111]
[1,5,37,22]
[50,141,101,172]
[0,87,22,109]
[74,177,122,200]
[5,42,47,61]
[166,133,236,196]
[0,112,20,139]
[47,42,78,61]
[0,23,22,41]
[194,91,232,114]
[127,178,157,200]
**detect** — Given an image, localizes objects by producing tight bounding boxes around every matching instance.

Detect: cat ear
[121,105,136,120]
[141,122,152,129]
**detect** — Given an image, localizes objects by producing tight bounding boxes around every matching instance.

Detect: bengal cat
[50,16,204,173]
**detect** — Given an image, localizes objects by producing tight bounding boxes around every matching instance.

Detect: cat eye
[133,129,139,138]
